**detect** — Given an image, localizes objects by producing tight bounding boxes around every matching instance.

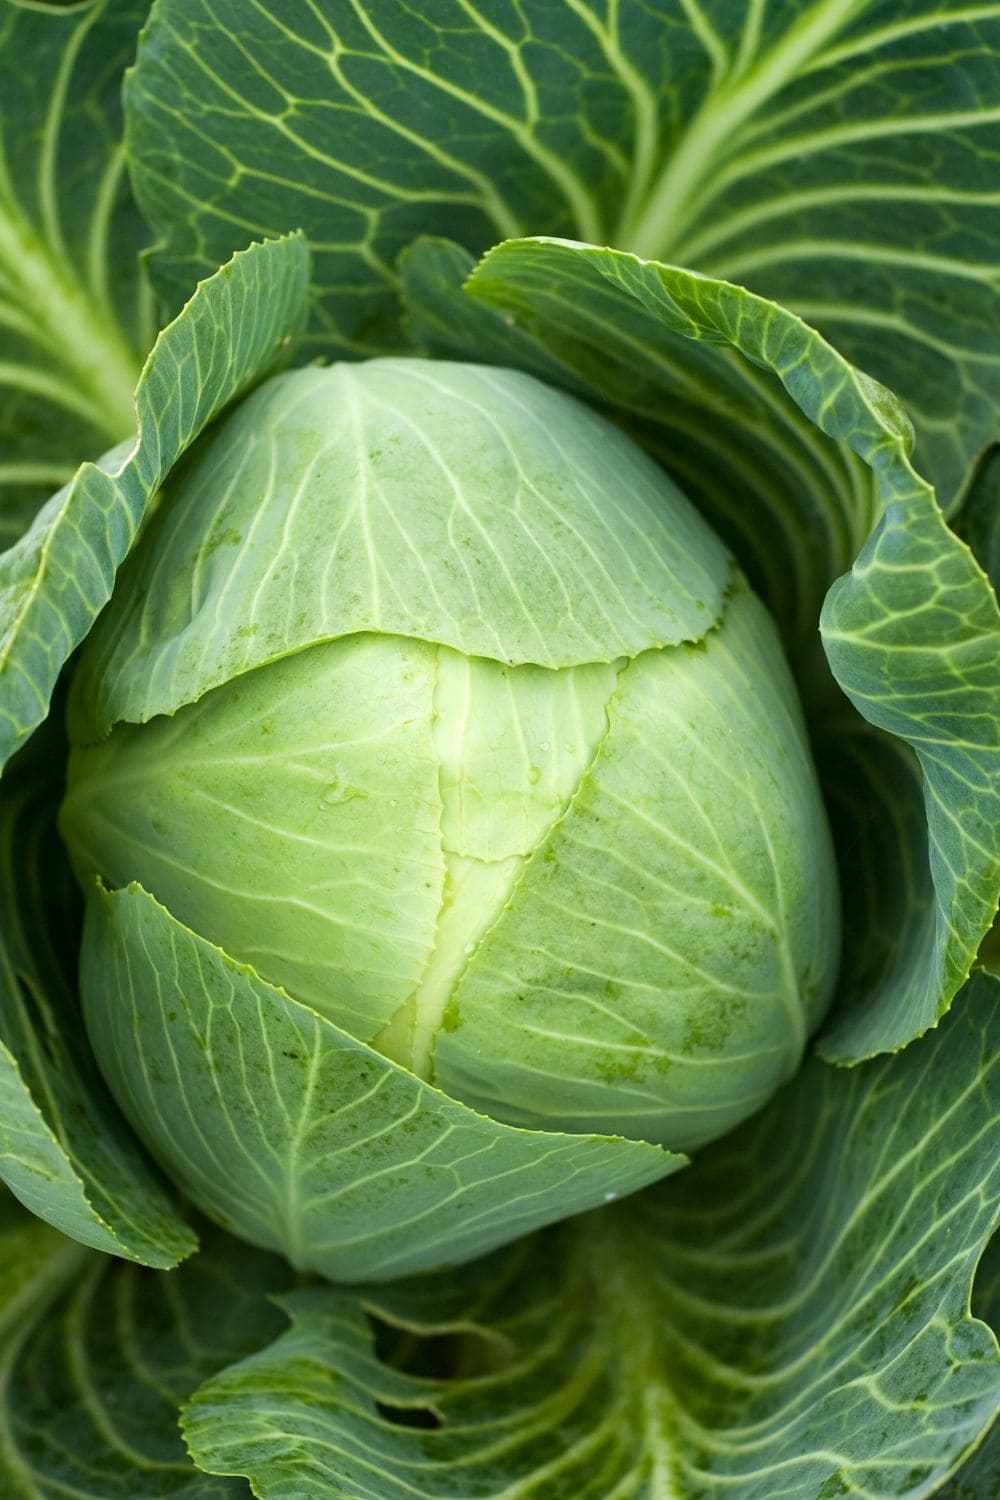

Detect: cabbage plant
[0,1,998,1497]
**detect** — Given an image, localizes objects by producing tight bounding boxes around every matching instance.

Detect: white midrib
[406,849,523,1080]
[617,0,867,262]
[0,185,139,443]
[642,1387,687,1500]
[373,640,536,1081]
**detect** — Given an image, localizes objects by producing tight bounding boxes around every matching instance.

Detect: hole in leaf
[368,1312,512,1381]
[971,1229,998,1325]
[375,1400,442,1430]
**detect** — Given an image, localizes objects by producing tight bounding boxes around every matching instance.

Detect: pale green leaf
[0,234,309,1261]
[80,881,682,1282]
[65,357,729,737]
[435,583,838,1149]
[64,635,615,1051]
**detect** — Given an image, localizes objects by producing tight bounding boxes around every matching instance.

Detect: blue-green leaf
[922,1228,999,1499]
[0,1187,286,1498]
[125,0,1000,502]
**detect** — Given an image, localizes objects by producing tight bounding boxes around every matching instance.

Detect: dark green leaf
[954,446,1000,599]
[184,975,1000,1499]
[0,1188,287,1499]
[126,0,1000,500]
[0,0,152,542]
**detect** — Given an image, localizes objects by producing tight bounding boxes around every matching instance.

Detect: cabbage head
[59,357,839,1275]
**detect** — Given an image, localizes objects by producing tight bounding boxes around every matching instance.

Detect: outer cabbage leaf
[0,1185,287,1498]
[0,236,309,1262]
[182,973,1000,1500]
[0,716,194,1268]
[124,0,1000,505]
[0,234,309,777]
[929,1229,999,1498]
[80,881,681,1281]
[0,0,151,544]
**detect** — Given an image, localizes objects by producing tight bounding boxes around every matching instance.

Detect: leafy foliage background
[0,0,997,1496]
